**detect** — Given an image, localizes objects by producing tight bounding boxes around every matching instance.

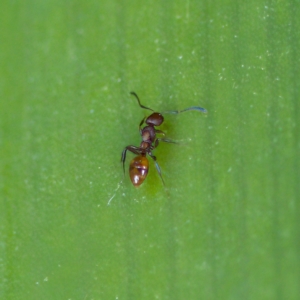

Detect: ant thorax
[141,126,156,143]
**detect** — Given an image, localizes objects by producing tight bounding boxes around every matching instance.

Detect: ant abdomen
[129,155,149,186]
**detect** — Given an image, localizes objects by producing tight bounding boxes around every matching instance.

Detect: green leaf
[1,1,299,299]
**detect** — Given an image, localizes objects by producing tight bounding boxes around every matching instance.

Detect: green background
[1,0,299,299]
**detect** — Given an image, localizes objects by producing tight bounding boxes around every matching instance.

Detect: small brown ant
[121,92,207,187]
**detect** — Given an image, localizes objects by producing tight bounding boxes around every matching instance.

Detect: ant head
[145,112,164,127]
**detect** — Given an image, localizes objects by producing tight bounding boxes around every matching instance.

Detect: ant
[121,92,207,187]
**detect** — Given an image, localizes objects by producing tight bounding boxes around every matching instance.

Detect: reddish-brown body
[121,92,207,187]
[129,155,149,186]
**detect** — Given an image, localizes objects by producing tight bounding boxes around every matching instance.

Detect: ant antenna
[162,106,207,114]
[130,92,154,112]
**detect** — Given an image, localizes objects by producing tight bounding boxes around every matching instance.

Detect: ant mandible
[121,92,207,187]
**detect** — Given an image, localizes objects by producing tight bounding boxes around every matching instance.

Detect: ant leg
[130,92,154,112]
[154,138,177,148]
[159,138,177,143]
[155,129,176,145]
[162,106,207,114]
[155,129,165,136]
[121,146,143,175]
[121,148,128,175]
[148,154,165,186]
